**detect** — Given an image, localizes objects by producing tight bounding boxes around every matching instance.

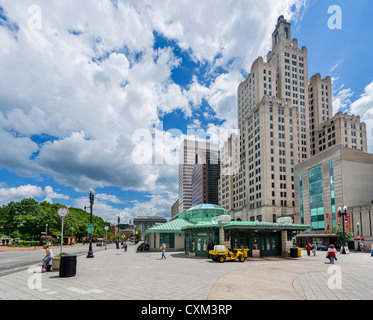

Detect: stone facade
[350,204,373,252]
[133,216,167,238]
[219,16,368,225]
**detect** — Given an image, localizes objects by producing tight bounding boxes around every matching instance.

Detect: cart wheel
[239,256,245,262]
[218,256,225,263]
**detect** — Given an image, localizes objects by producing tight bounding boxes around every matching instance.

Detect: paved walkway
[0,245,372,300]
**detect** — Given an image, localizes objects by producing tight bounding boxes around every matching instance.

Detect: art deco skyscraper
[228,16,367,222]
[234,16,309,221]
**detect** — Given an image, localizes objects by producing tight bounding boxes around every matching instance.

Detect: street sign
[104,226,109,231]
[57,207,69,217]
[121,234,126,239]
[57,207,69,255]
[116,232,120,236]
[87,223,94,234]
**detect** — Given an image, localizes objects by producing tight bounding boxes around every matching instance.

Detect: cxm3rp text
[140,304,232,317]
[185,304,232,315]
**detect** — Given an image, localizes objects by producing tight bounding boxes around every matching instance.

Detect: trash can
[290,247,298,258]
[59,255,77,278]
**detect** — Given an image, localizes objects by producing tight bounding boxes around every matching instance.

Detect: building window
[309,165,324,230]
[160,233,175,249]
[329,160,336,228]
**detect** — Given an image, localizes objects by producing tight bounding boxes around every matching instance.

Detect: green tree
[0,198,113,246]
[332,225,353,246]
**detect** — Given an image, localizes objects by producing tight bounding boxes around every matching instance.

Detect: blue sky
[0,0,372,224]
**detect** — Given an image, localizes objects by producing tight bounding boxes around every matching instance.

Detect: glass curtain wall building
[309,165,324,230]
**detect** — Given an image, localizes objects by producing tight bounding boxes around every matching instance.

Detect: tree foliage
[0,198,112,241]
[332,225,353,246]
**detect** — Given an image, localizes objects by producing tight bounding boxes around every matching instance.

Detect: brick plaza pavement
[0,244,372,300]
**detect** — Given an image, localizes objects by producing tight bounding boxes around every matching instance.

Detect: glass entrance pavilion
[145,204,310,257]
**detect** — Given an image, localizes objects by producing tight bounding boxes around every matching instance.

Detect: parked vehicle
[316,244,327,251]
[136,242,150,252]
[209,245,250,263]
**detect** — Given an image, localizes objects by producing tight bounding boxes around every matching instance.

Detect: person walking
[160,243,166,260]
[124,241,128,252]
[312,242,317,256]
[207,240,214,259]
[306,242,312,256]
[326,244,338,264]
[42,245,54,272]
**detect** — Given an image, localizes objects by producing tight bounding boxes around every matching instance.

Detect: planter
[51,253,70,271]
[52,257,60,271]
[252,249,260,258]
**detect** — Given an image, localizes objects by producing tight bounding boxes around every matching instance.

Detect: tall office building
[192,149,220,207]
[218,133,240,211]
[235,16,309,221]
[309,73,367,155]
[178,139,219,213]
[224,16,367,223]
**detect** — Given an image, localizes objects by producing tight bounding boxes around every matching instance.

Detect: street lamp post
[104,226,109,250]
[87,188,95,258]
[338,205,347,254]
[357,222,361,251]
[117,215,120,249]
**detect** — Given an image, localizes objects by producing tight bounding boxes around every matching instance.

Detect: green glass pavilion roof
[144,203,310,234]
[186,204,225,211]
[145,218,194,234]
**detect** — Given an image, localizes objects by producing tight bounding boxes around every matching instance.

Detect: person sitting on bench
[42,245,54,273]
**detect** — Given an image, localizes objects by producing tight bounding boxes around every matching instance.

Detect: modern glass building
[309,164,324,230]
[294,145,373,247]
[192,150,220,207]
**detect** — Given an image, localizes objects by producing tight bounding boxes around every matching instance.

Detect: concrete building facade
[350,204,373,252]
[294,145,373,235]
[133,216,168,239]
[171,199,179,218]
[218,133,240,211]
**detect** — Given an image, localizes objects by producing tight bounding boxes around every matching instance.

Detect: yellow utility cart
[209,245,250,263]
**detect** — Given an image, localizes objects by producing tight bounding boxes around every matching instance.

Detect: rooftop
[186,204,225,211]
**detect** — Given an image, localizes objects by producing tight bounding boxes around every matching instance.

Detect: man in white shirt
[42,245,54,272]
